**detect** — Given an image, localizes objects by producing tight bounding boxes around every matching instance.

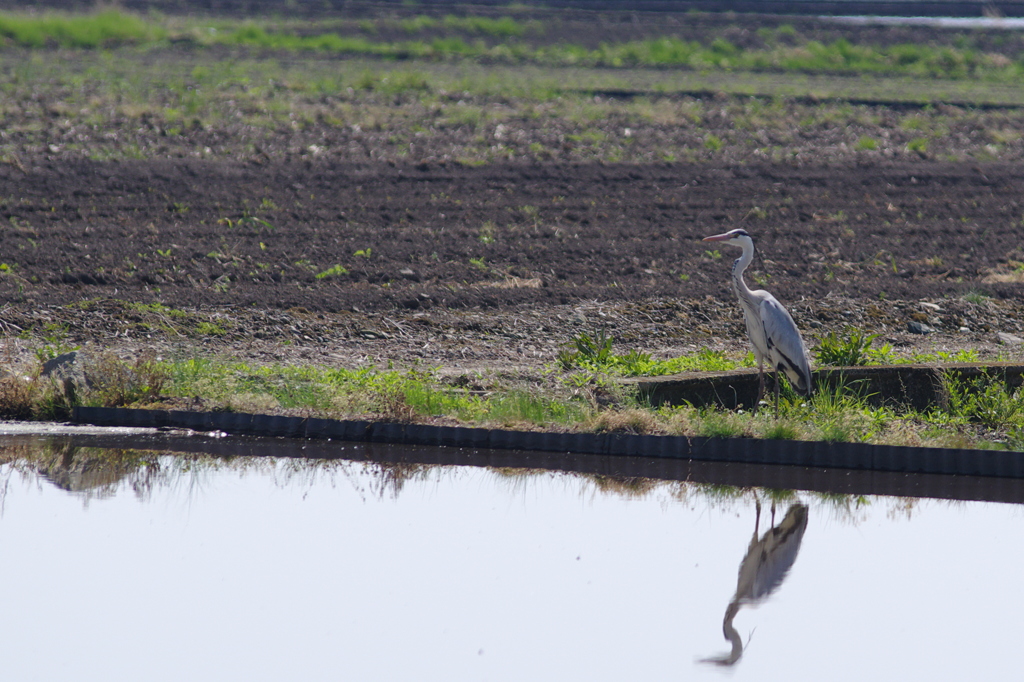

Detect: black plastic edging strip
[71,405,1024,479]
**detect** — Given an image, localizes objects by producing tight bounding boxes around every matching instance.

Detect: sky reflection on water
[830,15,1024,29]
[1,439,1023,681]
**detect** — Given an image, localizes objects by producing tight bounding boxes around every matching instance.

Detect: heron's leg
[770,500,776,527]
[754,361,765,411]
[774,369,781,419]
[753,498,761,540]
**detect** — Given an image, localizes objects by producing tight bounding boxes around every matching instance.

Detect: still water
[830,15,1024,29]
[1,430,1022,681]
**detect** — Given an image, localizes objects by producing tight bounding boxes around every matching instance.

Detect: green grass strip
[0,10,162,48]
[3,10,1024,85]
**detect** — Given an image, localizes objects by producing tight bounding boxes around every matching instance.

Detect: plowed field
[1,4,1023,374]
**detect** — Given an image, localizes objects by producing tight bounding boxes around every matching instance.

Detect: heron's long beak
[702,232,732,242]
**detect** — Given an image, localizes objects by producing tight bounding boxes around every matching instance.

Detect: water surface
[1,433,1022,681]
[830,15,1024,29]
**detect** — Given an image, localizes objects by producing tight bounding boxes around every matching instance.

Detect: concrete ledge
[623,363,1024,411]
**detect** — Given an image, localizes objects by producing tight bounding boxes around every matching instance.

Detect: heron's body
[703,229,813,412]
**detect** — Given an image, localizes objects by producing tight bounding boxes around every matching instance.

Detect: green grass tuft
[0,10,161,48]
[558,330,740,377]
[815,327,882,366]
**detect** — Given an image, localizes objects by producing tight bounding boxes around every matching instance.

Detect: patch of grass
[5,10,1021,88]
[855,136,877,150]
[789,381,886,443]
[907,348,980,364]
[0,372,42,420]
[85,353,169,407]
[160,358,591,427]
[697,409,745,438]
[938,373,1024,429]
[0,10,162,48]
[558,329,613,369]
[195,321,227,336]
[128,301,190,319]
[315,264,349,279]
[590,408,660,434]
[199,29,1017,83]
[763,421,800,439]
[219,212,274,230]
[7,350,171,418]
[557,330,740,377]
[441,14,531,38]
[28,323,80,363]
[962,290,991,304]
[483,390,592,426]
[815,327,882,366]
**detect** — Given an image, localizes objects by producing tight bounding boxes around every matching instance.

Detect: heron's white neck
[700,600,744,666]
[730,236,757,298]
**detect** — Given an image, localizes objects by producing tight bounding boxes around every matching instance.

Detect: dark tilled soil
[2,157,1022,311]
[1,156,1023,372]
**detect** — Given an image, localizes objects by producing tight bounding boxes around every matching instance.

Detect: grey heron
[702,229,812,414]
[701,501,809,666]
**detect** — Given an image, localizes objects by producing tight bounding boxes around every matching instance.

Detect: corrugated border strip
[72,406,1024,479]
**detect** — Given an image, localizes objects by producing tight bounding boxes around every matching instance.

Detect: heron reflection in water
[701,500,809,666]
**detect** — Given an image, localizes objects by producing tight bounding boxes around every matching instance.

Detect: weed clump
[815,327,882,366]
[697,409,746,438]
[762,421,800,440]
[0,350,169,419]
[85,353,169,408]
[373,383,419,423]
[590,408,660,434]
[558,330,739,376]
[939,373,1024,429]
[0,373,41,419]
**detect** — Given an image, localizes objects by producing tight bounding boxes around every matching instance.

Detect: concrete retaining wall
[624,362,1024,411]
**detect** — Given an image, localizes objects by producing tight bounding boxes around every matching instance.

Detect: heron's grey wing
[749,504,809,601]
[759,295,812,392]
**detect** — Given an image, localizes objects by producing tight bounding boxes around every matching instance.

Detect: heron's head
[702,229,753,248]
